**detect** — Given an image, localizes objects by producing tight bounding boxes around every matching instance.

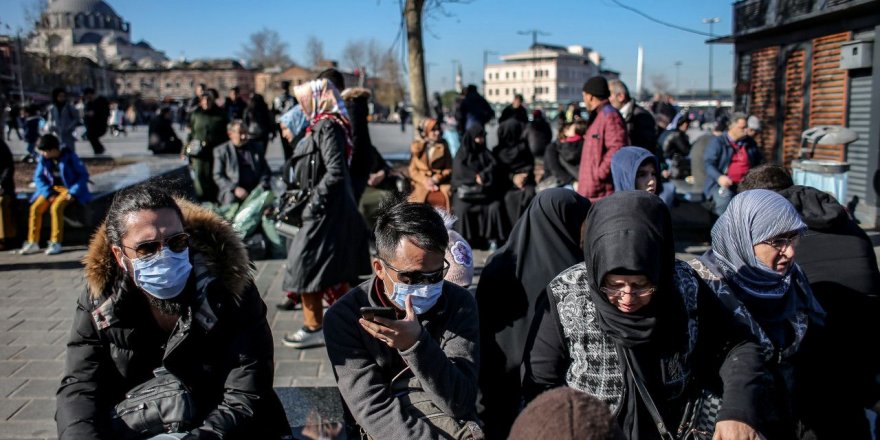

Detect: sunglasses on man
[122,232,190,260]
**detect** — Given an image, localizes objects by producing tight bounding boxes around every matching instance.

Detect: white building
[484,43,602,105]
[26,0,167,66]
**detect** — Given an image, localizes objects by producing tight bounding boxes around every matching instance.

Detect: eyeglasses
[600,286,656,300]
[380,258,450,285]
[123,232,190,260]
[761,235,800,252]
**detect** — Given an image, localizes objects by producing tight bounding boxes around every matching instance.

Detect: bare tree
[22,0,48,33]
[403,0,470,127]
[237,28,292,69]
[341,41,367,72]
[650,73,672,95]
[305,35,325,68]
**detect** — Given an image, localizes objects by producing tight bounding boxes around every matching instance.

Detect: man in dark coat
[739,166,880,439]
[82,87,110,154]
[148,107,183,154]
[499,94,529,126]
[57,185,290,439]
[187,89,228,203]
[343,87,379,203]
[224,86,247,121]
[324,199,481,439]
[212,119,271,206]
[608,80,656,152]
[455,84,494,135]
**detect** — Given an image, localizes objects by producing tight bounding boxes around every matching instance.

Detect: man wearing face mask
[324,196,483,439]
[56,183,291,439]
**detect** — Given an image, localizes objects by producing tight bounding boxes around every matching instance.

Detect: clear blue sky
[2,0,735,97]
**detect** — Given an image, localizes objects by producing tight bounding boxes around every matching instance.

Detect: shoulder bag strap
[622,350,677,440]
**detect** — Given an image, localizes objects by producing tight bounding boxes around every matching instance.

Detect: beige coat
[408,138,453,209]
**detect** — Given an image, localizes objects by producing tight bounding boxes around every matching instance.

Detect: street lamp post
[482,49,497,95]
[674,61,683,95]
[517,29,550,104]
[703,17,720,100]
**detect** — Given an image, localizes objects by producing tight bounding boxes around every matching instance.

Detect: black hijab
[476,188,591,438]
[452,124,495,188]
[493,119,534,174]
[584,191,687,439]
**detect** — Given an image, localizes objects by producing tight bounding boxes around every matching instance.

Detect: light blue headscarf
[709,189,807,298]
[279,104,307,138]
[611,146,658,192]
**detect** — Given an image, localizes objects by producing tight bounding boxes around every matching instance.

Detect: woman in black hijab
[452,124,507,250]
[523,191,766,439]
[476,188,590,439]
[493,118,536,228]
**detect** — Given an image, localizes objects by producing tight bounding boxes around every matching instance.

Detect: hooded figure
[280,79,370,349]
[476,188,590,439]
[691,189,826,439]
[493,118,536,227]
[610,146,675,206]
[342,87,379,202]
[58,191,291,439]
[452,124,507,249]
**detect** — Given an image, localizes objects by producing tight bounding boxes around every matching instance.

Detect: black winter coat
[57,200,291,439]
[624,103,657,152]
[282,118,370,292]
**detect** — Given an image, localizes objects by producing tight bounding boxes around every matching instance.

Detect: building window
[505,72,509,79]
[512,72,516,79]
[505,88,509,96]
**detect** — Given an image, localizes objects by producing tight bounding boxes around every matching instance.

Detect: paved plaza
[1,125,878,439]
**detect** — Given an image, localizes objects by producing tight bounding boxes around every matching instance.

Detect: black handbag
[455,184,487,202]
[623,351,721,440]
[111,368,196,439]
[273,143,320,230]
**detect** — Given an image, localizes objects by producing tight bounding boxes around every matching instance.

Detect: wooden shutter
[748,46,779,161]
[782,49,806,166]
[807,32,851,161]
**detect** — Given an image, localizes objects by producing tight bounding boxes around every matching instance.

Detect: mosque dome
[46,0,120,17]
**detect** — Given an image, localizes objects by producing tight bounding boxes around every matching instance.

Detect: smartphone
[360,306,397,321]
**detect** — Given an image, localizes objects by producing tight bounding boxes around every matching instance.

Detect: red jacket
[577,102,628,201]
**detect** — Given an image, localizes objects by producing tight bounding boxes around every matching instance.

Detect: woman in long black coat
[452,124,507,250]
[476,188,590,439]
[280,79,369,349]
[493,118,536,228]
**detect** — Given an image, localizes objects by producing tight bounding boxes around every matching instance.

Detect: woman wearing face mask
[452,124,507,250]
[610,146,675,207]
[523,191,766,440]
[279,79,370,350]
[690,189,826,439]
[409,118,453,211]
[58,183,291,439]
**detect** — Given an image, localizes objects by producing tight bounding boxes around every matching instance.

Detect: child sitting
[19,134,91,255]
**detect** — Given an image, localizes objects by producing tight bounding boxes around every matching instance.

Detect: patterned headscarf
[709,189,807,298]
[293,79,354,162]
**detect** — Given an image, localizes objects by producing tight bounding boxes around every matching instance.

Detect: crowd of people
[1,71,877,440]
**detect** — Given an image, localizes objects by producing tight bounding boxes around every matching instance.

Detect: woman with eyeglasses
[690,189,826,439]
[58,183,291,438]
[523,191,766,440]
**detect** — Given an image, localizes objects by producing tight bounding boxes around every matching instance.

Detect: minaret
[636,45,644,101]
[455,63,463,92]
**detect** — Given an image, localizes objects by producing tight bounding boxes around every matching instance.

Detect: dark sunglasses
[123,232,190,260]
[380,258,450,285]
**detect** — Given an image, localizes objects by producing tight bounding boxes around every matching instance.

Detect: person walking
[280,79,369,349]
[455,85,494,135]
[81,87,110,155]
[107,101,126,137]
[186,89,228,203]
[576,77,627,201]
[45,88,80,152]
[242,93,274,155]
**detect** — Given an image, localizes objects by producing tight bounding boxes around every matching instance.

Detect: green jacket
[187,106,228,158]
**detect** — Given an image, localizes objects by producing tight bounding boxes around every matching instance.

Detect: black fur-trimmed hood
[82,198,254,301]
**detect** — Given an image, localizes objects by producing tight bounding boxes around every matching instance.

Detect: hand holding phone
[360,307,397,322]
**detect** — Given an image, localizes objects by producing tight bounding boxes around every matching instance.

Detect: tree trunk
[404,0,429,129]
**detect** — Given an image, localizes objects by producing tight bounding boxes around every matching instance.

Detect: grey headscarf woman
[694,189,824,355]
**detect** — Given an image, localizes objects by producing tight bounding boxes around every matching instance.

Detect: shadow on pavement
[0,260,84,272]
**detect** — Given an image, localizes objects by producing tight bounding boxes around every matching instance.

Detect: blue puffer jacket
[32,148,92,203]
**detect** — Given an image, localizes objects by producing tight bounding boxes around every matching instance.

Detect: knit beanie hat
[582,76,610,99]
[508,388,624,440]
[436,208,474,288]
